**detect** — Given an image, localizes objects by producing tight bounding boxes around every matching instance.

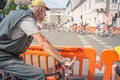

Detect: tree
[0,0,16,16]
[23,4,28,10]
[8,0,16,10]
[19,3,28,10]
[0,0,29,17]
[0,9,6,15]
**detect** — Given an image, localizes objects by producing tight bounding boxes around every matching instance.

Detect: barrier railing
[20,45,97,80]
[114,28,120,35]
[19,45,120,80]
[96,49,119,80]
[86,26,96,34]
[21,46,120,80]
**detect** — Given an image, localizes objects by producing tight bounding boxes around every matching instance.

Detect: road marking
[89,35,98,40]
[99,42,107,44]
[88,35,113,49]
[96,55,100,61]
[96,39,102,42]
[82,42,90,44]
[88,35,102,42]
[103,45,113,48]
[81,39,87,41]
[83,45,92,47]
[45,32,54,37]
[78,34,114,50]
[78,35,92,47]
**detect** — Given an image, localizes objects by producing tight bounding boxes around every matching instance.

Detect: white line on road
[82,42,90,44]
[99,42,107,44]
[83,45,92,47]
[103,45,113,48]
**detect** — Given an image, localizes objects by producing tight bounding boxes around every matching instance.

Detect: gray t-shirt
[10,16,40,40]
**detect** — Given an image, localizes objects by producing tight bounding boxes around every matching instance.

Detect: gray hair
[28,5,40,13]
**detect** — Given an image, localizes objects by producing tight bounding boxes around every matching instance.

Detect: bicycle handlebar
[64,57,76,79]
[47,57,85,80]
[53,57,76,80]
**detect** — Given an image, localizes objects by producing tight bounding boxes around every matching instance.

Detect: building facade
[13,0,67,24]
[14,0,30,4]
[66,0,120,27]
[46,8,67,24]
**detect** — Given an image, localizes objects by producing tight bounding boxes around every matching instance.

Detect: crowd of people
[36,21,119,38]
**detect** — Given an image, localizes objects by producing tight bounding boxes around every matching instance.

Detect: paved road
[31,29,120,79]
[33,29,120,56]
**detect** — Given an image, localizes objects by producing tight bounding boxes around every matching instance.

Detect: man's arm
[32,33,66,64]
[19,16,68,65]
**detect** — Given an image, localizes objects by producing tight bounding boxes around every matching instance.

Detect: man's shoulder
[12,9,26,13]
[8,10,26,16]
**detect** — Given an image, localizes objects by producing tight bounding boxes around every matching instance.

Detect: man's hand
[62,57,76,70]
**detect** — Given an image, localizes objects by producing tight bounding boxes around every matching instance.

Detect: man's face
[35,6,46,21]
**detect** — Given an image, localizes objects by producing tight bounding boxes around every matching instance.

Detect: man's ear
[38,7,42,12]
[38,7,43,14]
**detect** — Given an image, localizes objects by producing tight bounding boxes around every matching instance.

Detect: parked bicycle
[94,26,115,37]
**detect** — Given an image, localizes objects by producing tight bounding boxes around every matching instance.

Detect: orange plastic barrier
[114,28,120,35]
[20,45,97,80]
[96,49,119,80]
[86,26,96,34]
[73,25,78,32]
[1,45,120,79]
[20,45,120,80]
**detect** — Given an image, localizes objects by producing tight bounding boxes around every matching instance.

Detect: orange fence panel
[1,45,120,79]
[20,45,97,80]
[86,26,96,34]
[97,49,119,80]
[114,28,120,35]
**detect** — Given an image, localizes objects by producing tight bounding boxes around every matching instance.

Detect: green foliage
[23,4,28,10]
[19,4,28,10]
[0,0,28,16]
[8,0,16,10]
[0,9,6,15]
[0,0,16,16]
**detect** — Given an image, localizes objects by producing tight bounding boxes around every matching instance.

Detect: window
[96,0,105,2]
[89,1,91,9]
[112,0,118,3]
[96,0,99,2]
[84,4,86,11]
[100,0,104,2]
